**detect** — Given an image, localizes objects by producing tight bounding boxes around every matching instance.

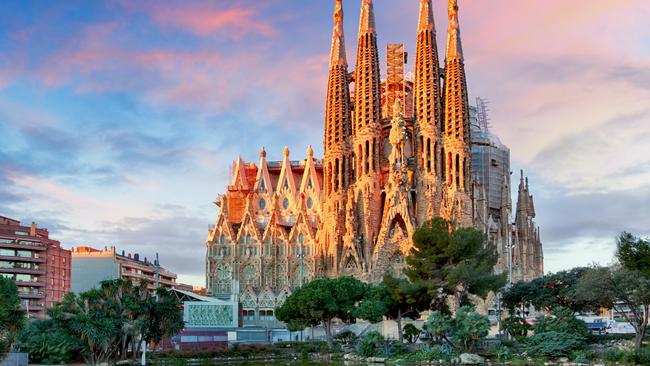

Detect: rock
[460,353,485,365]
[366,356,386,363]
[557,357,569,363]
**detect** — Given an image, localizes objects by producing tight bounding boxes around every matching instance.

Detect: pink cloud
[151,6,276,39]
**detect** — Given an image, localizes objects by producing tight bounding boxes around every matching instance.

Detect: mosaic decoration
[187,304,233,327]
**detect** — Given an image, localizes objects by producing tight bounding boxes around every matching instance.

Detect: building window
[259,199,266,210]
[282,198,289,210]
[306,197,313,209]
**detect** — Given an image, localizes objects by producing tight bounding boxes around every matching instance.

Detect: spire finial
[418,0,435,32]
[307,145,314,157]
[260,146,266,158]
[330,0,347,67]
[445,0,463,60]
[283,146,290,158]
[358,0,376,36]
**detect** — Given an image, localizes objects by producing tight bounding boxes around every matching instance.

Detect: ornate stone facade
[204,0,543,311]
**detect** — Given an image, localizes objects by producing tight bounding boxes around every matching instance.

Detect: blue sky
[1,0,649,286]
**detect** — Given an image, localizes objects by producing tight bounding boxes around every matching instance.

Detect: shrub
[603,348,650,365]
[503,316,529,339]
[570,349,595,364]
[16,320,80,364]
[403,324,422,344]
[357,331,385,357]
[399,346,455,361]
[533,307,588,338]
[488,345,513,362]
[334,330,357,345]
[526,331,585,358]
[424,306,490,352]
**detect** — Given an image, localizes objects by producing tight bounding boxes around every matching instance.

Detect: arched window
[282,197,289,210]
[220,234,225,244]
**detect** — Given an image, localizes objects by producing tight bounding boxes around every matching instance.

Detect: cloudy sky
[1,0,648,286]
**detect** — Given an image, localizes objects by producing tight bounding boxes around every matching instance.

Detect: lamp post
[296,245,306,341]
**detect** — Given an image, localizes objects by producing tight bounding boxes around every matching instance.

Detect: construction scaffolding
[384,44,407,118]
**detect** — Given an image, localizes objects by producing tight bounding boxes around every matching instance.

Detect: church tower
[322,0,352,275]
[347,0,383,274]
[413,0,443,225]
[442,0,472,226]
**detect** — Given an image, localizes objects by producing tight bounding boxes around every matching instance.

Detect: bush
[488,345,513,362]
[399,346,455,361]
[603,348,650,365]
[16,320,80,364]
[357,331,385,357]
[403,324,422,344]
[334,330,357,346]
[570,349,595,364]
[526,331,585,358]
[533,307,588,338]
[503,316,529,339]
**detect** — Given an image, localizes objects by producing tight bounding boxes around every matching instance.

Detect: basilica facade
[205,0,543,316]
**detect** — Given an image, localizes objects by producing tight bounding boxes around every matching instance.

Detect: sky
[1,0,649,287]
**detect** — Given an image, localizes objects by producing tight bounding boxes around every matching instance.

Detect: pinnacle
[445,0,463,61]
[358,0,376,36]
[418,0,435,32]
[330,0,347,67]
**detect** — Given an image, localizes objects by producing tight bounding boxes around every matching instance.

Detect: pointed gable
[276,146,298,211]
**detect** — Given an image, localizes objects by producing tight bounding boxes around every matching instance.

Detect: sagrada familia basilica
[205,0,544,311]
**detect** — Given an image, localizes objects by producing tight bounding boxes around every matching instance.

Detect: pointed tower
[442,0,472,225]
[414,0,443,225]
[347,0,383,275]
[322,0,353,275]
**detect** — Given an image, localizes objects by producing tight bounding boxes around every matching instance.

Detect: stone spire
[418,0,435,32]
[324,0,352,193]
[348,0,383,273]
[358,0,376,35]
[322,0,353,275]
[353,0,382,165]
[443,0,471,192]
[330,0,347,67]
[445,0,464,61]
[413,0,444,225]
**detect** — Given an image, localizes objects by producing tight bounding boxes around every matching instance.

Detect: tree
[275,277,367,348]
[0,277,25,360]
[403,324,422,344]
[356,274,432,343]
[424,306,490,353]
[405,217,503,308]
[502,267,596,314]
[16,320,80,364]
[576,267,650,350]
[616,232,650,277]
[46,279,183,365]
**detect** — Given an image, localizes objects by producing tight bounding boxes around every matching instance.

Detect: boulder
[366,357,387,363]
[459,353,485,365]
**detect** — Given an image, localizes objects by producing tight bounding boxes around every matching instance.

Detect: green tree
[0,277,25,360]
[17,320,80,364]
[424,306,489,352]
[46,279,183,365]
[616,232,650,277]
[576,267,650,350]
[403,324,422,344]
[275,277,367,348]
[405,217,503,308]
[526,331,585,358]
[502,267,596,314]
[532,306,588,337]
[356,274,431,343]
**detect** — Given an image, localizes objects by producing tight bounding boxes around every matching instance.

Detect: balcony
[0,242,47,252]
[15,280,45,287]
[18,291,45,299]
[0,255,46,263]
[0,267,46,275]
